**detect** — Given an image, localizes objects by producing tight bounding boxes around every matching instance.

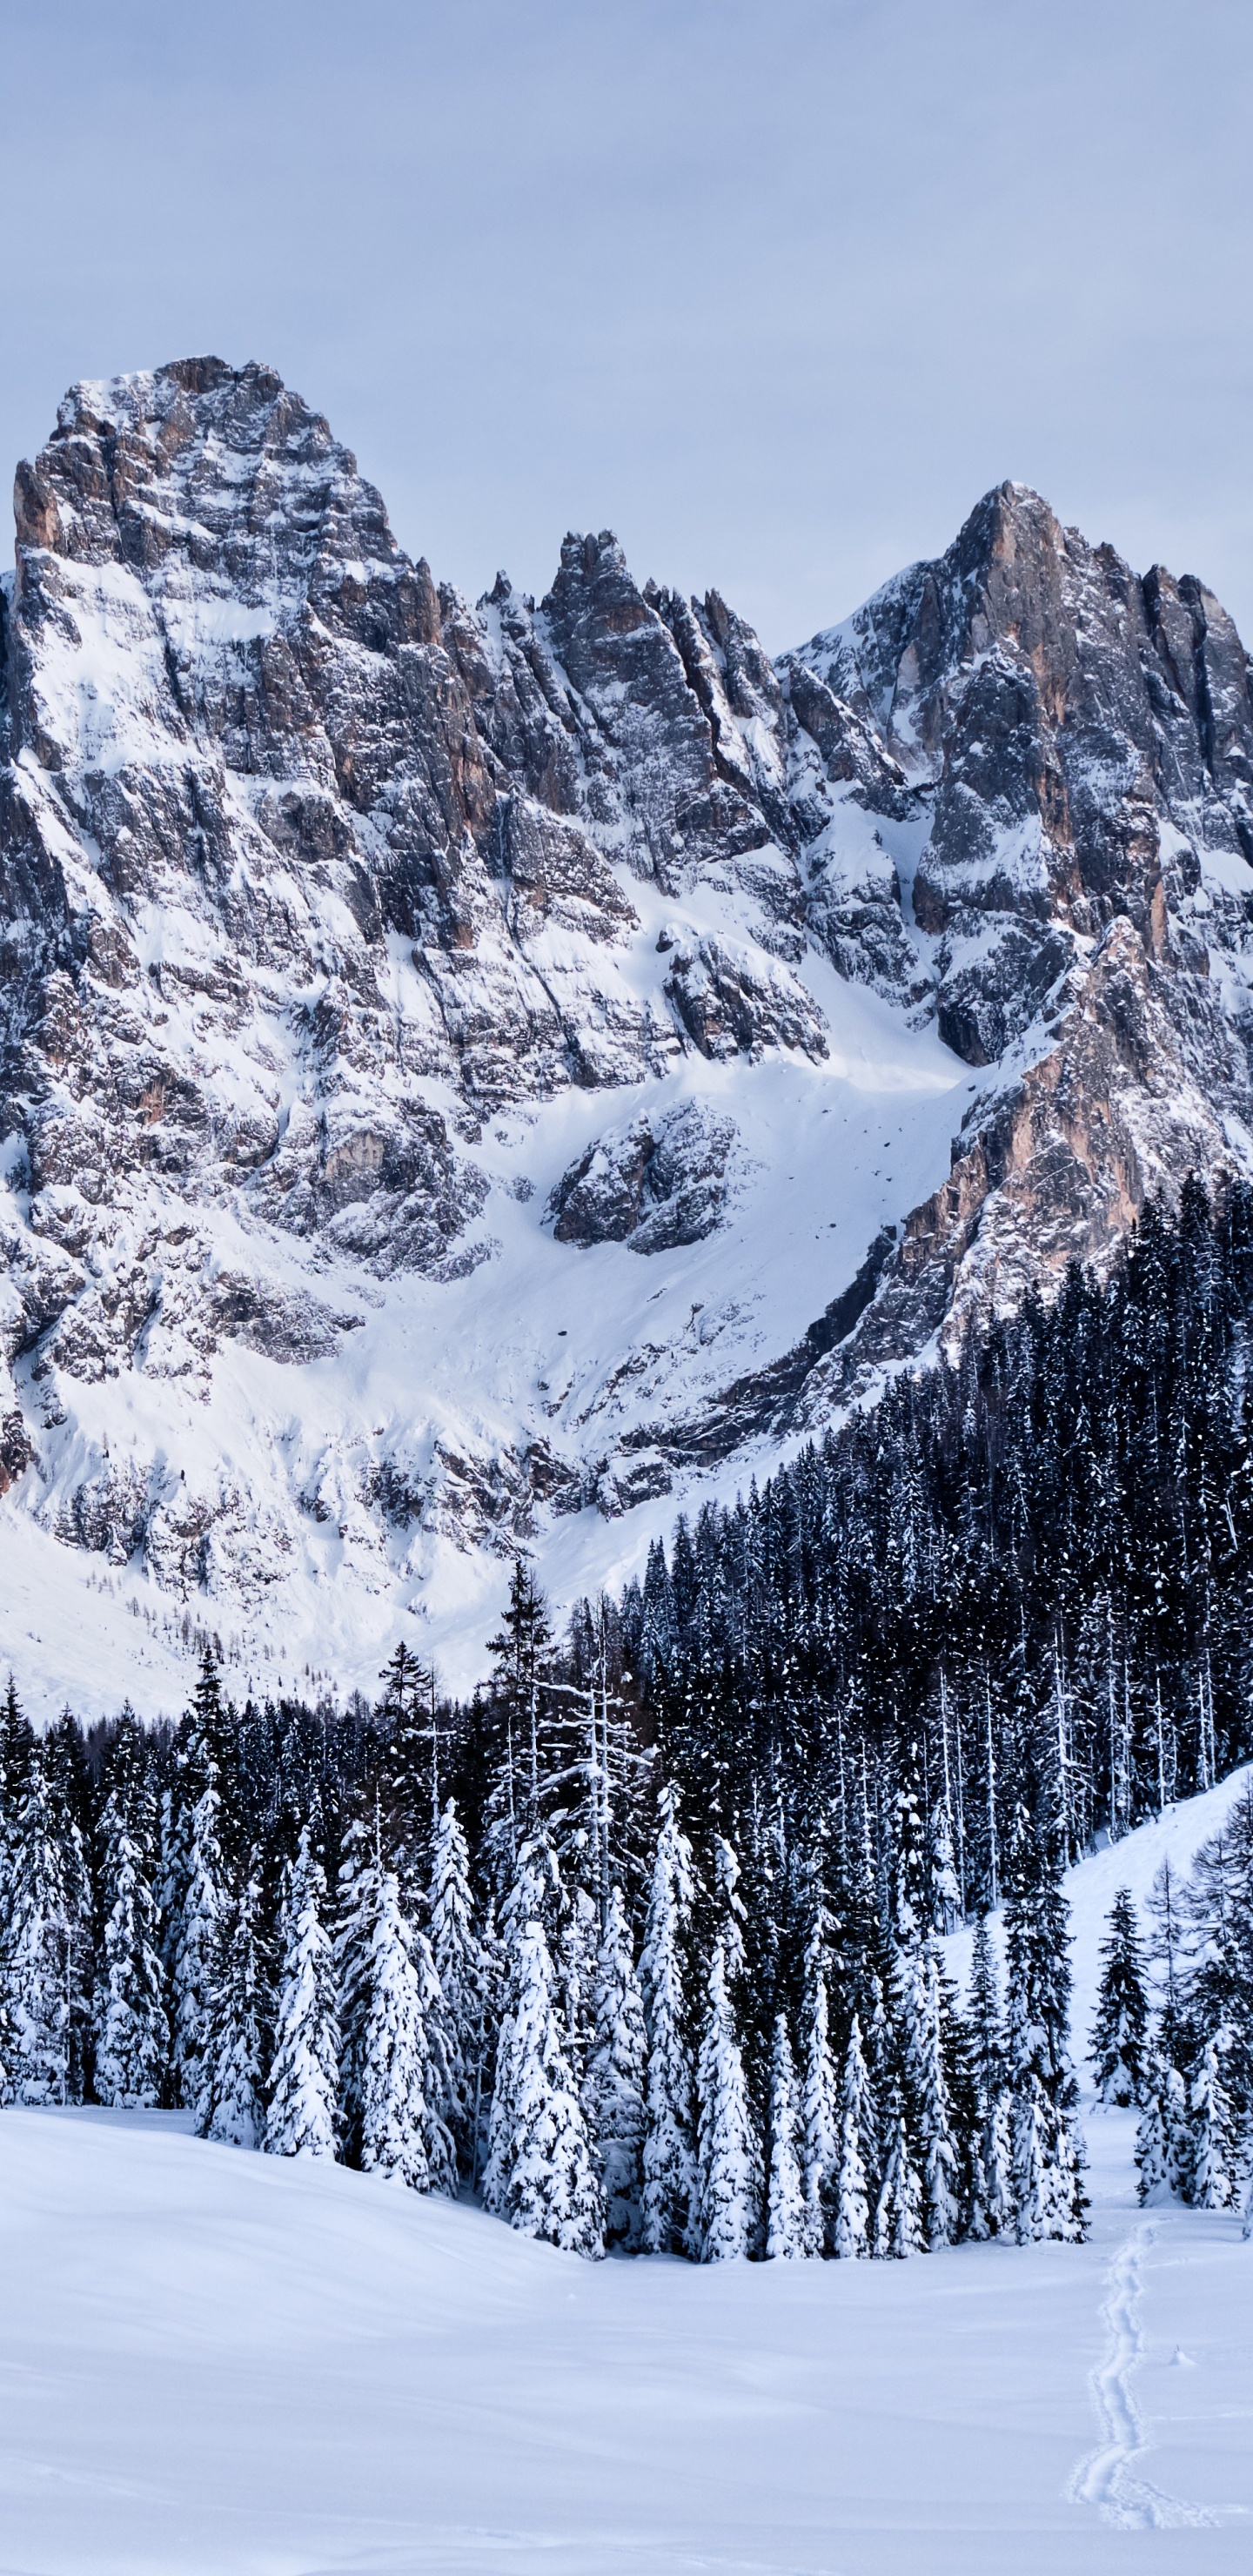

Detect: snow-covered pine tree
[964,1917,1005,2239]
[1090,1888,1150,2106]
[874,2110,926,2258]
[929,1798,962,1935]
[1135,2051,1187,2204]
[165,1665,236,2111]
[480,1561,579,1894]
[197,1868,270,2148]
[582,1882,647,2251]
[94,1710,168,2108]
[1189,2026,1240,2210]
[1011,2071,1086,2244]
[912,1949,962,2248]
[266,1825,339,2159]
[892,1736,930,1949]
[0,1674,34,1888]
[557,1882,600,2090]
[982,2090,1016,2237]
[427,1796,486,2176]
[482,1911,605,2254]
[1002,1796,1088,2242]
[833,2012,875,2259]
[639,1782,698,2258]
[41,1714,93,2100]
[800,1914,841,2257]
[695,1933,761,2262]
[968,1915,1004,2116]
[766,2015,806,2258]
[0,1678,32,2094]
[337,1821,455,2194]
[374,1642,437,1910]
[4,1742,76,2103]
[714,1836,748,1984]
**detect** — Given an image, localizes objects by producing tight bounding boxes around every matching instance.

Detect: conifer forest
[4,1183,1253,2257]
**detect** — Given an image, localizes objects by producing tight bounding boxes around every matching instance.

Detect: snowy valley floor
[4,1781,1253,2576]
[2,2104,1250,2574]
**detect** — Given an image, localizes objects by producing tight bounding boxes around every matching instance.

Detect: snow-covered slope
[4,367,1253,1713]
[946,1761,1253,2064]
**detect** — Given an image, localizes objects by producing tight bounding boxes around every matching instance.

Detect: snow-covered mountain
[3,357,1253,1711]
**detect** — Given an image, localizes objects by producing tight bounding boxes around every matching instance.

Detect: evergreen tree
[695,1935,761,2262]
[800,1917,841,2257]
[338,1827,454,2193]
[5,1745,76,2104]
[427,1797,486,2176]
[374,1642,437,1908]
[166,1681,231,2111]
[981,2090,1016,2237]
[94,1712,168,2109]
[197,1869,269,2148]
[912,1950,962,2248]
[639,1784,698,2258]
[874,2111,926,2258]
[766,2015,806,2259]
[1090,1888,1150,2106]
[1012,2073,1085,2244]
[833,2013,875,2259]
[582,1882,647,2251]
[1189,2027,1240,2210]
[968,1917,1004,2116]
[1002,1798,1087,2241]
[483,1913,604,2255]
[266,1825,339,2160]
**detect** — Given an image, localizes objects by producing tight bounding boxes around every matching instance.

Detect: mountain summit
[3,360,1252,1707]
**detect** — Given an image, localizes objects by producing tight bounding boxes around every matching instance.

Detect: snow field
[2,2103,1250,2575]
[3,1780,1253,2575]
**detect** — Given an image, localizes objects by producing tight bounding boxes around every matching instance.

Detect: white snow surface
[1,971,985,1720]
[3,1784,1252,2573]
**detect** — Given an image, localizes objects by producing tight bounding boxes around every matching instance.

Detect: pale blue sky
[3,0,1251,647]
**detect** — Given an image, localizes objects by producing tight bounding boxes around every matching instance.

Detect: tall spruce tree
[639,1784,698,2258]
[801,1915,841,2257]
[582,1882,647,2251]
[427,1797,486,2176]
[266,1826,339,2160]
[5,1744,76,2104]
[833,2013,875,2259]
[197,1868,269,2148]
[874,2110,926,2258]
[1002,1798,1088,2242]
[94,1711,168,2109]
[695,1934,761,2263]
[1090,1888,1151,2106]
[766,2014,806,2259]
[337,1821,454,2194]
[483,1912,604,2255]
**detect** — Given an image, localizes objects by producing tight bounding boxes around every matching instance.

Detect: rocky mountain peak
[3,356,1253,1708]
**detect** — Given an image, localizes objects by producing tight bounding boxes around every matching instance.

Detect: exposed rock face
[3,366,1253,1689]
[785,481,1253,1059]
[549,1102,744,1255]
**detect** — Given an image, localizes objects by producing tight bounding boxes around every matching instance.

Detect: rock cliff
[3,362,1252,1702]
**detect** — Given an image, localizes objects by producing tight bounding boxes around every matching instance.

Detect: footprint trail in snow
[1069,2218,1216,2529]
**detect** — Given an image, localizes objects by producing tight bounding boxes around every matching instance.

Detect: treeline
[1,1177,1252,2257]
[620,1174,1253,1883]
[0,1618,1089,2259]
